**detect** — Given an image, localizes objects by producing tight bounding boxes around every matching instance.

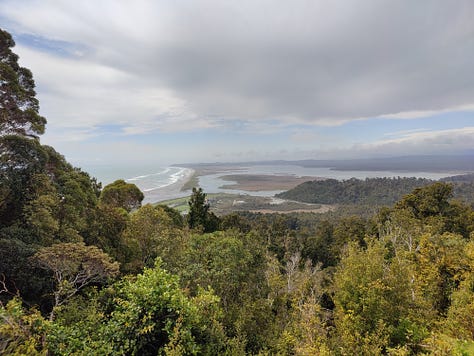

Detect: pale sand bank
[144,168,195,203]
[219,174,322,191]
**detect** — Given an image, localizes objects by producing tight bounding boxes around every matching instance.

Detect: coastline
[180,170,200,191]
[143,167,195,203]
[152,162,463,204]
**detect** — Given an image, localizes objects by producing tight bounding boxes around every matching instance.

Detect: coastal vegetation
[277,176,474,207]
[3,28,474,355]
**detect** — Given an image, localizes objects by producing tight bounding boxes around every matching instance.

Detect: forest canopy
[277,176,474,207]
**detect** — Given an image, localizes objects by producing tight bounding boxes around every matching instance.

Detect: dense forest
[2,28,474,355]
[277,176,474,207]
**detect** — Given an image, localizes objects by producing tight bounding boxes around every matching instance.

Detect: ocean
[84,163,459,204]
[126,167,189,193]
[85,165,194,204]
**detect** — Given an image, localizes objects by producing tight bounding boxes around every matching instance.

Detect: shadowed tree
[0,136,49,226]
[187,187,219,232]
[188,188,209,229]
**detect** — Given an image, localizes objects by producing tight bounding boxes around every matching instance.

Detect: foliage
[0,29,46,137]
[121,204,187,273]
[33,242,119,319]
[155,203,185,228]
[0,297,49,355]
[0,237,50,307]
[105,260,226,355]
[277,177,434,205]
[187,187,220,232]
[47,260,227,355]
[278,176,474,209]
[87,205,129,260]
[99,179,144,212]
[0,136,49,226]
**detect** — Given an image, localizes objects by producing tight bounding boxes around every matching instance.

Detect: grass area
[155,196,190,213]
[157,193,236,214]
[158,193,327,216]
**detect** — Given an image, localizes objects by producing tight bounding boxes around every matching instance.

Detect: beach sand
[144,168,195,203]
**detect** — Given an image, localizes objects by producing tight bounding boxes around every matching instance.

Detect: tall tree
[187,187,219,232]
[0,29,46,137]
[0,136,48,226]
[187,188,209,229]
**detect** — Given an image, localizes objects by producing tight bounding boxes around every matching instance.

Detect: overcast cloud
[1,0,473,164]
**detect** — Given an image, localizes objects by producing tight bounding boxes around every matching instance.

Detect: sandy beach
[143,168,195,203]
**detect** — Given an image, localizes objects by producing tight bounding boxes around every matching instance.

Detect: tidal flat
[218,174,322,191]
[158,193,334,215]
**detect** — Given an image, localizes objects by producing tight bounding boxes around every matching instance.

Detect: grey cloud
[2,0,474,127]
[140,0,474,122]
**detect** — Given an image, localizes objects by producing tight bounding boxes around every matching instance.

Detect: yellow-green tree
[332,239,428,354]
[33,242,119,320]
[121,204,187,272]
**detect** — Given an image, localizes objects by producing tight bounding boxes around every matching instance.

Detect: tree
[178,230,271,352]
[55,169,100,242]
[47,259,228,355]
[121,204,183,272]
[104,260,227,355]
[0,29,46,137]
[33,242,119,320]
[332,239,427,353]
[0,297,49,355]
[155,204,185,228]
[22,173,60,245]
[0,136,49,226]
[395,182,453,220]
[187,187,219,232]
[99,179,144,212]
[188,187,209,229]
[87,205,129,262]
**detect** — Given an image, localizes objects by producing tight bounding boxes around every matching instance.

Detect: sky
[1,0,474,168]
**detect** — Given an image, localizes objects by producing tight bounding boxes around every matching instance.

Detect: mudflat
[219,174,321,191]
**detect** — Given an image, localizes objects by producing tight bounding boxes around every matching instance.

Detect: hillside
[276,177,436,205]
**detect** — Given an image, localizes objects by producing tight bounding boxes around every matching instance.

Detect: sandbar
[219,174,322,191]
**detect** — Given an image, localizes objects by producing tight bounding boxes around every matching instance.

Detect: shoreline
[150,162,465,204]
[143,167,195,203]
[180,170,200,191]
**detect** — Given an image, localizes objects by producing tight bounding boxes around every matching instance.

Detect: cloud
[1,0,473,138]
[13,45,202,135]
[351,127,474,157]
[259,126,474,160]
[380,104,474,120]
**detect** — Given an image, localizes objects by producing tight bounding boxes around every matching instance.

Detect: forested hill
[441,173,474,183]
[277,176,474,206]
